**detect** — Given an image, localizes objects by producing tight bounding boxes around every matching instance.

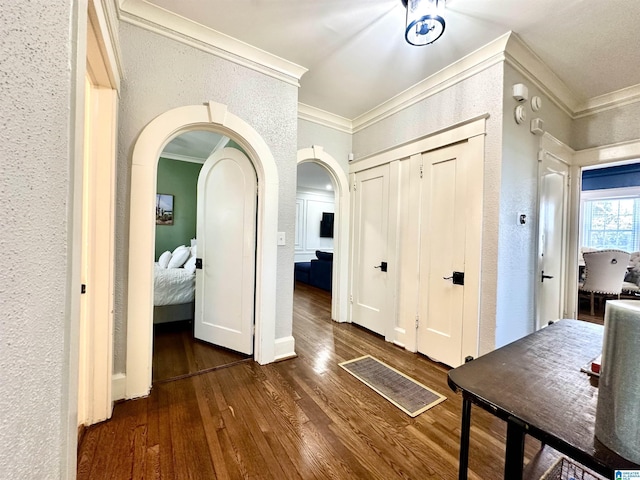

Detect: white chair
[579,249,631,315]
[622,251,640,298]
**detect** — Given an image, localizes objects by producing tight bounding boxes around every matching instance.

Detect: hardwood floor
[78,282,540,479]
[152,321,251,383]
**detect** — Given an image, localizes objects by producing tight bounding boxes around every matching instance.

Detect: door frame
[125,102,279,399]
[569,138,640,317]
[296,146,350,322]
[535,137,571,329]
[350,115,486,353]
[77,0,120,428]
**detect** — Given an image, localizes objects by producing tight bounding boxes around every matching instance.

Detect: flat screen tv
[319,212,334,238]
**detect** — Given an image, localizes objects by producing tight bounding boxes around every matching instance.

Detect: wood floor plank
[78,281,545,479]
[162,379,217,479]
[153,321,250,383]
[190,373,232,480]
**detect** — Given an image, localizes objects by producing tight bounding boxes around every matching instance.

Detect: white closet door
[351,164,390,336]
[417,143,467,367]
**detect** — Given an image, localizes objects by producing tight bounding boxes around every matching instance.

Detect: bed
[153,245,197,324]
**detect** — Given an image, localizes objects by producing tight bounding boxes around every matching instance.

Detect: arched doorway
[126,102,279,399]
[297,146,349,323]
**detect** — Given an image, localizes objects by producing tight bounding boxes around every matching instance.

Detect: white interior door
[195,147,257,355]
[536,153,569,330]
[417,144,467,367]
[351,164,390,336]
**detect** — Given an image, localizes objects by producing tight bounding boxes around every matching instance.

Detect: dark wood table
[447,319,640,480]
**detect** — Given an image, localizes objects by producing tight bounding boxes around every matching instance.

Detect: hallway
[77,282,539,479]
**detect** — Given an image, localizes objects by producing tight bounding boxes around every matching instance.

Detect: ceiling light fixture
[401,0,445,46]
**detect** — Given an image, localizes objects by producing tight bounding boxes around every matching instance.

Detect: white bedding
[154,264,196,306]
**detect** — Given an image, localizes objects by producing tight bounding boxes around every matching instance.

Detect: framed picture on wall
[156,194,174,225]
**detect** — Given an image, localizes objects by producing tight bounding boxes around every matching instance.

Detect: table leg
[504,417,526,480]
[458,394,472,480]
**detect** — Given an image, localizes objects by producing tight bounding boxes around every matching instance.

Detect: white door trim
[535,146,570,329]
[125,102,279,399]
[296,146,350,323]
[76,0,120,429]
[78,78,117,425]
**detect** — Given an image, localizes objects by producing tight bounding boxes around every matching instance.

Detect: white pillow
[172,245,189,256]
[158,251,172,269]
[184,255,197,275]
[190,245,197,259]
[168,247,191,268]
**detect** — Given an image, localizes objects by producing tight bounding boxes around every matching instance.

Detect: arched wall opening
[126,102,279,399]
[296,146,350,323]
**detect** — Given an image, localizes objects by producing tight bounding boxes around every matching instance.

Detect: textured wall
[297,119,352,174]
[114,22,298,372]
[572,102,640,150]
[496,64,573,347]
[352,65,504,356]
[0,1,79,478]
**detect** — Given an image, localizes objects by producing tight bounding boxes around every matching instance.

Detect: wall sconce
[401,0,446,46]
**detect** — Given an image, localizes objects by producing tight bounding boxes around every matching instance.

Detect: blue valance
[582,162,640,191]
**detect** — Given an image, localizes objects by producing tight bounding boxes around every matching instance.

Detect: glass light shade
[405,0,445,46]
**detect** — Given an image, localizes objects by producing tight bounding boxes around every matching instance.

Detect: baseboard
[274,336,296,362]
[112,372,126,401]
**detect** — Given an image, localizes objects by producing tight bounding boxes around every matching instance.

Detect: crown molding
[503,33,578,118]
[351,32,512,133]
[298,104,353,134]
[117,0,307,87]
[159,152,206,164]
[115,2,640,129]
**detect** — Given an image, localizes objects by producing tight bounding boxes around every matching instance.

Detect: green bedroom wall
[155,158,203,259]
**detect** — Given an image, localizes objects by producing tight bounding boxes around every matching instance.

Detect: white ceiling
[145,0,640,119]
[297,162,334,191]
[161,130,226,161]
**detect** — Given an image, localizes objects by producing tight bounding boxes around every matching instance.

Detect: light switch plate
[277,232,286,246]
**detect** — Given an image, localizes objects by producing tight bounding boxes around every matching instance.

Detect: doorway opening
[294,163,336,294]
[126,102,279,400]
[576,160,640,323]
[151,131,254,383]
[295,146,350,323]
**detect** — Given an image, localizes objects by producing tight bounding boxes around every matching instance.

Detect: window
[581,187,640,252]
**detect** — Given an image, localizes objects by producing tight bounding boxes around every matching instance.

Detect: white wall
[495,64,573,347]
[0,1,84,478]
[114,21,299,370]
[295,189,335,262]
[298,118,352,173]
[572,102,640,150]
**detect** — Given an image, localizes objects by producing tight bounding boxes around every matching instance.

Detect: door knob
[541,270,553,282]
[443,271,465,285]
[374,261,388,272]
